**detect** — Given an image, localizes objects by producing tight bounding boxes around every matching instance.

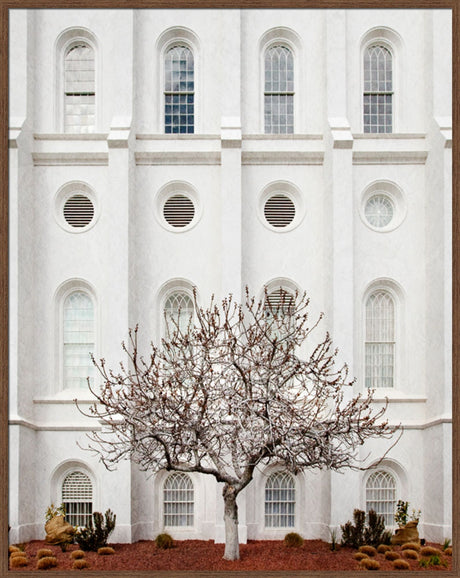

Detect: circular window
[63,194,95,228]
[264,194,296,228]
[364,194,394,228]
[163,195,195,228]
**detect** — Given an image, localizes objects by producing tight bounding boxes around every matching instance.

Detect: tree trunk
[222,483,239,561]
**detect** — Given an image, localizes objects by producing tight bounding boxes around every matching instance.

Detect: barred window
[366,470,397,526]
[164,292,194,336]
[264,46,294,134]
[265,471,295,528]
[62,471,93,527]
[63,291,95,389]
[165,46,194,134]
[363,45,393,133]
[365,291,395,388]
[64,43,95,133]
[164,473,194,527]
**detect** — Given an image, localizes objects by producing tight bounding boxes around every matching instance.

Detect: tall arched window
[363,45,393,133]
[264,287,295,342]
[366,470,397,526]
[164,45,194,134]
[63,291,95,389]
[163,473,194,527]
[62,471,93,527]
[163,291,194,337]
[365,291,395,388]
[64,42,95,133]
[264,45,294,134]
[265,471,295,528]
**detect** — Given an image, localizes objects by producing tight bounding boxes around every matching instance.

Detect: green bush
[364,510,385,546]
[155,533,174,549]
[284,532,304,547]
[75,509,116,551]
[341,509,387,548]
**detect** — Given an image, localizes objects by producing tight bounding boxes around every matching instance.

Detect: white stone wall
[9,8,452,545]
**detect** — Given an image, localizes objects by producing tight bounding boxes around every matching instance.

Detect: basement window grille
[163,195,195,228]
[62,471,93,528]
[264,194,295,228]
[63,194,95,228]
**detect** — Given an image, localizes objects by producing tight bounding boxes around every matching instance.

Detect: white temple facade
[8,8,452,545]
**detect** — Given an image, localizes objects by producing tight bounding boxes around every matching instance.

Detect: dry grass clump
[360,558,380,570]
[392,559,410,570]
[353,552,369,561]
[444,547,452,556]
[10,555,29,568]
[37,548,54,559]
[377,544,391,554]
[9,545,21,554]
[402,549,418,560]
[98,546,115,555]
[385,550,401,561]
[284,532,304,547]
[358,545,377,557]
[401,542,420,551]
[72,559,90,570]
[10,550,28,559]
[36,556,58,570]
[70,550,86,559]
[420,546,442,557]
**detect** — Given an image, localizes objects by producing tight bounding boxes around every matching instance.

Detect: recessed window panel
[165,46,194,134]
[264,46,294,134]
[64,43,95,133]
[364,194,394,228]
[363,45,393,133]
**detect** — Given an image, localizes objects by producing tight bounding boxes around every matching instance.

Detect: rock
[390,521,420,546]
[45,515,75,545]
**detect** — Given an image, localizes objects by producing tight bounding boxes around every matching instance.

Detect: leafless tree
[76,288,397,561]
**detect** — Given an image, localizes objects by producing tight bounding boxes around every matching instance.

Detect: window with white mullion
[163,473,194,527]
[363,45,393,133]
[365,291,395,388]
[265,472,295,528]
[164,45,194,134]
[164,292,194,337]
[64,43,95,134]
[264,45,294,134]
[366,470,396,526]
[62,471,93,528]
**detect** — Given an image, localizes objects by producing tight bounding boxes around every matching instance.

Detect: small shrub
[70,550,86,559]
[329,528,338,551]
[360,558,380,570]
[353,552,369,561]
[37,548,54,559]
[364,510,385,546]
[394,500,409,527]
[359,545,377,557]
[73,559,90,570]
[419,554,447,568]
[98,546,115,555]
[10,550,29,559]
[45,503,66,522]
[377,544,391,554]
[442,538,451,550]
[420,546,442,557]
[380,529,393,545]
[385,550,401,561]
[284,532,304,547]
[9,545,20,554]
[10,555,28,568]
[444,547,452,556]
[75,509,116,551]
[392,559,410,570]
[341,509,366,548]
[401,542,420,551]
[155,533,174,549]
[402,549,418,560]
[36,556,58,570]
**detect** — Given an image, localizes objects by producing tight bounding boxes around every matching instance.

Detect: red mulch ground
[10,539,453,572]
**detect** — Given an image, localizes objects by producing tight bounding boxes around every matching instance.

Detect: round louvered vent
[163,195,195,228]
[264,194,296,228]
[63,194,95,228]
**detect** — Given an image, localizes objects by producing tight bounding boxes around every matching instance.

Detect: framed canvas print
[3,0,457,576]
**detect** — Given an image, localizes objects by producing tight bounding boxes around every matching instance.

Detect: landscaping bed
[9,539,452,572]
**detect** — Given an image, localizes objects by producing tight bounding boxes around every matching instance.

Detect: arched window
[265,471,295,528]
[264,287,295,342]
[62,471,93,527]
[164,45,194,134]
[164,291,194,337]
[163,472,194,527]
[264,45,294,134]
[363,45,393,133]
[365,291,395,388]
[366,470,397,526]
[63,291,95,389]
[64,42,95,133]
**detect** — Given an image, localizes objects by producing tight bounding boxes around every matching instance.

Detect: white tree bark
[223,484,240,561]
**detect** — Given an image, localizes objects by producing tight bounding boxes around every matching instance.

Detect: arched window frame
[163,472,195,528]
[259,29,301,134]
[55,28,101,134]
[363,463,407,528]
[362,280,404,392]
[157,28,201,134]
[264,470,296,529]
[156,279,197,343]
[55,280,98,395]
[360,28,402,134]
